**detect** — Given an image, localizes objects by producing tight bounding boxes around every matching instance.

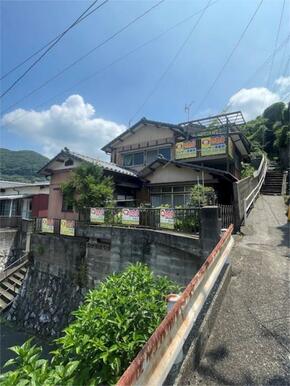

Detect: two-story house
[39,111,251,218]
[101,112,251,206]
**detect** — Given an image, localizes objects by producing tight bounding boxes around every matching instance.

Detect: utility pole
[184,100,195,122]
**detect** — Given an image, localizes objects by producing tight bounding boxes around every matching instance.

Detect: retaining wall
[0,228,26,271]
[7,226,201,336]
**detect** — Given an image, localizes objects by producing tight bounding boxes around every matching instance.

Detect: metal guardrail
[243,155,267,225]
[0,254,29,282]
[117,225,234,386]
[281,171,288,195]
[34,205,234,236]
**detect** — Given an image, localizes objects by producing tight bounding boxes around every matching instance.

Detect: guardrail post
[243,198,247,226]
[281,171,288,195]
[200,206,221,260]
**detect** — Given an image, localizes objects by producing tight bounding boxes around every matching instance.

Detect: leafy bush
[1,264,180,386]
[175,214,200,233]
[241,162,255,179]
[189,185,216,207]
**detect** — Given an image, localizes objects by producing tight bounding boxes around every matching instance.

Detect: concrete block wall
[8,226,201,336]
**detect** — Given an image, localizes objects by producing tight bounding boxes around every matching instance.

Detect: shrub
[241,162,255,179]
[1,264,180,386]
[190,185,216,207]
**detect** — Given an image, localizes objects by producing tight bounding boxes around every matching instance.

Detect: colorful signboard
[122,208,140,225]
[90,208,105,224]
[60,219,75,237]
[160,209,175,230]
[41,218,54,233]
[175,140,197,159]
[201,136,226,156]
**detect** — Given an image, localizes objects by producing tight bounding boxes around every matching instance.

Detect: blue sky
[1,0,289,159]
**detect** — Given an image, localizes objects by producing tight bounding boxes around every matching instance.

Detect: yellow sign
[201,136,226,156]
[175,140,197,159]
[60,219,75,237]
[41,218,54,233]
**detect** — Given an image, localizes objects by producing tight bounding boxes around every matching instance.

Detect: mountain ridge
[0,148,49,182]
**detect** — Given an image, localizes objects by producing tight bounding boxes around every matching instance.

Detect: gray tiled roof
[0,180,50,189]
[68,151,138,177]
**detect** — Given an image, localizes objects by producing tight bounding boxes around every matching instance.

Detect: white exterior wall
[145,164,216,184]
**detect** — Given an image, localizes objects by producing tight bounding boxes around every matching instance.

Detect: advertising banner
[60,219,75,237]
[201,136,226,156]
[122,208,140,225]
[90,208,105,224]
[41,218,54,233]
[175,140,197,159]
[160,209,175,230]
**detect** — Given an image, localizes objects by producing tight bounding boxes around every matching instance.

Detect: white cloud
[1,95,126,159]
[227,87,280,121]
[275,76,290,94]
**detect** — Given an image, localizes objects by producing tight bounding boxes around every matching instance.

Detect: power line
[266,0,286,88]
[129,0,213,123]
[0,0,109,81]
[243,34,290,88]
[1,0,220,122]
[222,34,290,114]
[194,0,264,114]
[1,0,166,108]
[1,0,109,98]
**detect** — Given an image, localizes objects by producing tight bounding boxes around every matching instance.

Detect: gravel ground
[179,195,290,386]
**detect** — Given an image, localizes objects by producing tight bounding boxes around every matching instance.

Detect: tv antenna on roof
[184,100,195,121]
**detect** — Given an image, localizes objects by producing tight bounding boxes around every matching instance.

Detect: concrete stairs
[261,161,284,195]
[0,261,28,312]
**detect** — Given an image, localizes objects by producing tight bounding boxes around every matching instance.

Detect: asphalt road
[180,195,290,386]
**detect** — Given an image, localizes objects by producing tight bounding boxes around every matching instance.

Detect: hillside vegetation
[241,102,289,166]
[0,148,49,182]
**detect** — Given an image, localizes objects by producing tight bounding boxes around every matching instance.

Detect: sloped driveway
[181,195,290,386]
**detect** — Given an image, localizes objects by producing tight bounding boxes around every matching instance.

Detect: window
[124,153,133,166]
[0,200,11,216]
[173,195,184,207]
[147,149,158,164]
[64,158,74,166]
[146,147,171,164]
[159,147,171,160]
[150,185,193,208]
[133,152,144,165]
[123,152,144,166]
[62,194,74,212]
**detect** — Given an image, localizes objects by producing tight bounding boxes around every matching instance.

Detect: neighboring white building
[0,181,49,219]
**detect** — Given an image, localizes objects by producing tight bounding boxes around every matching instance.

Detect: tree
[61,162,114,211]
[190,184,216,207]
[241,101,289,161]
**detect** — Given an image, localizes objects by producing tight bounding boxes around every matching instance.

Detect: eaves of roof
[101,117,183,153]
[138,158,237,182]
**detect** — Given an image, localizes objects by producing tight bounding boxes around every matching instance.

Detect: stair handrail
[0,253,29,282]
[281,170,288,195]
[243,155,267,225]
